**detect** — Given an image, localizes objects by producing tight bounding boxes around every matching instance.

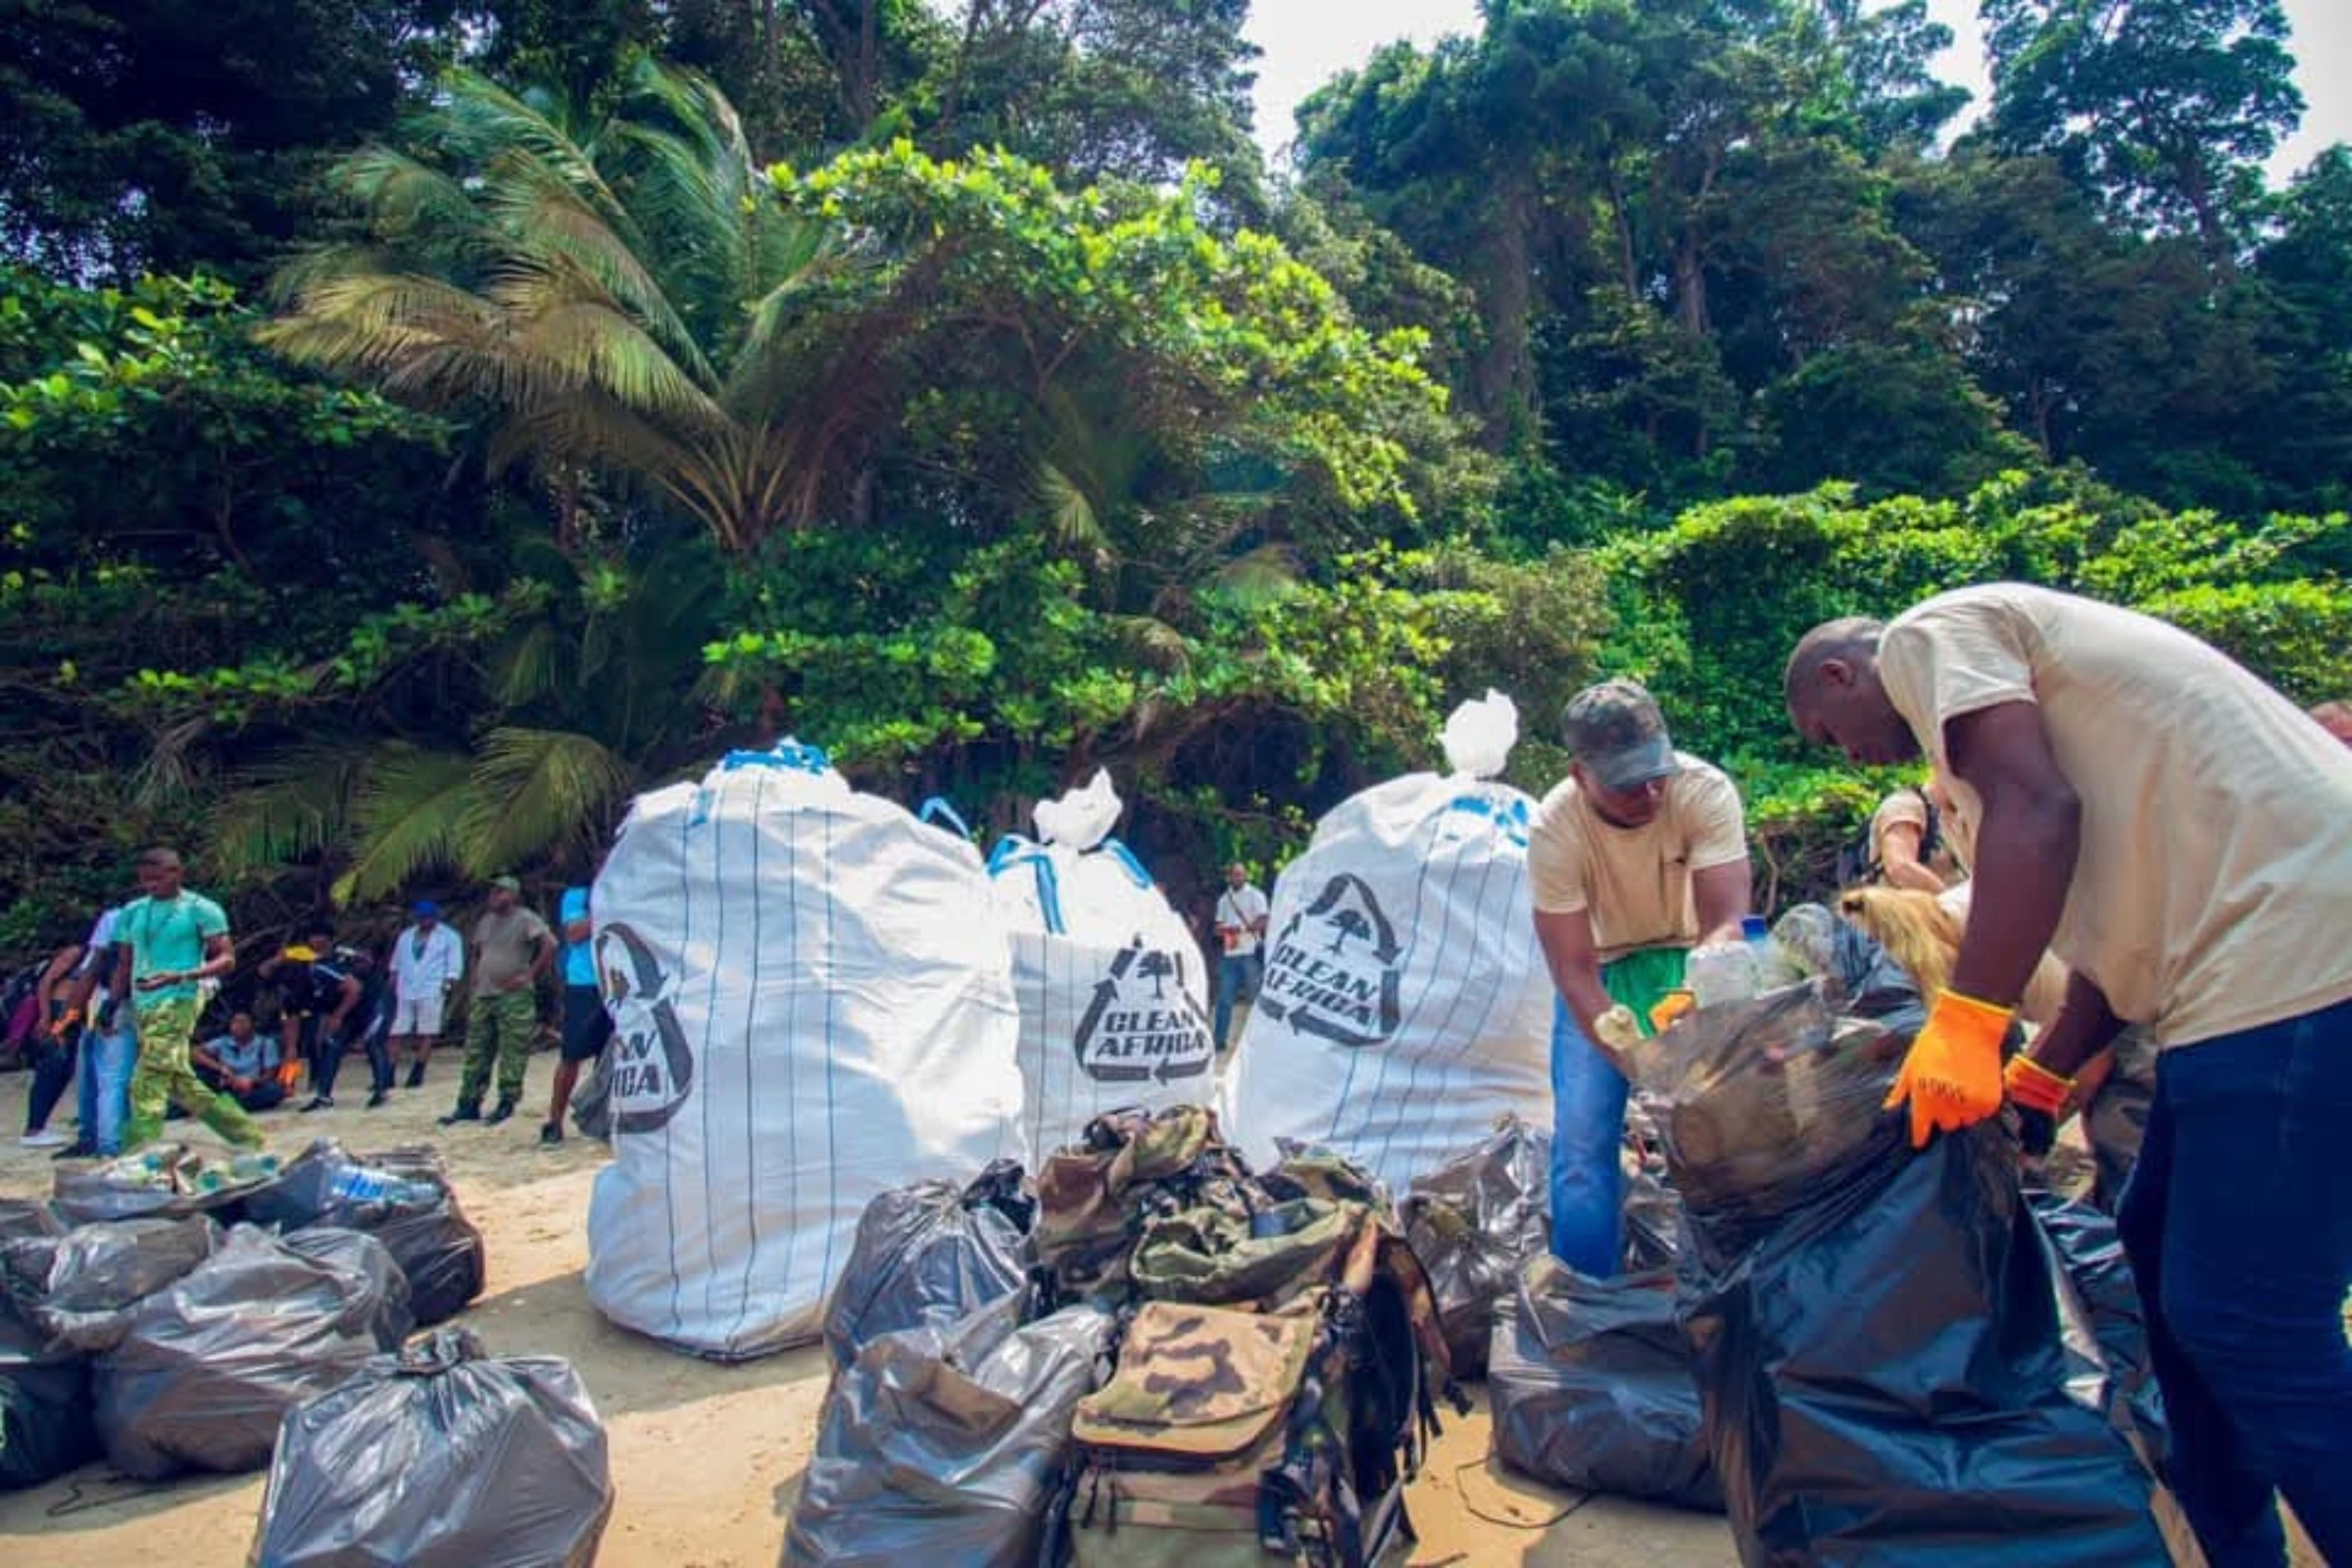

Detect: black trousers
[307,1016,392,1097]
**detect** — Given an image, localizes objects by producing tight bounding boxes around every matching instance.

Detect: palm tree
[262,61,863,554]
[208,540,732,902]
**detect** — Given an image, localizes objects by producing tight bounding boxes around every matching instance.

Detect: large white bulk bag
[1222,694,1555,1196]
[989,770,1217,1157]
[585,741,1026,1360]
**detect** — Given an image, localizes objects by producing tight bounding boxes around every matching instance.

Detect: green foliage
[0,0,465,280]
[1594,474,2352,904]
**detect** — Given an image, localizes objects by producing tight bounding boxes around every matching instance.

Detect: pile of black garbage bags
[0,1141,615,1568]
[1475,915,2173,1566]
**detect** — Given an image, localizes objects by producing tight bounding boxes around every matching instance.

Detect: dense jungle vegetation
[4,0,2348,945]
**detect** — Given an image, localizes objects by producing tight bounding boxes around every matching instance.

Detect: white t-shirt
[390,921,466,1000]
[1215,885,1271,957]
[1528,755,1749,962]
[1880,582,2352,1048]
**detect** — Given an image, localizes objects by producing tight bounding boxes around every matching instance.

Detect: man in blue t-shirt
[540,884,611,1144]
[194,1011,288,1111]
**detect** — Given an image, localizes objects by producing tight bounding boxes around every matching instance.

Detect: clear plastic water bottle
[329,1166,391,1205]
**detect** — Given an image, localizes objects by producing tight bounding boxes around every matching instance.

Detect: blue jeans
[2115,999,2352,1568]
[1214,953,1261,1051]
[75,1017,137,1155]
[1548,998,1629,1276]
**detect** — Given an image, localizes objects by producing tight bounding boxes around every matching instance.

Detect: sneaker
[20,1128,69,1149]
[49,1141,96,1161]
[405,1062,426,1090]
[438,1103,482,1127]
[365,1089,390,1109]
[539,1121,563,1146]
[484,1099,517,1127]
[300,1096,334,1113]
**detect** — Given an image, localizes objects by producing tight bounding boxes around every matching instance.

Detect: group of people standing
[1533,582,2349,1568]
[18,869,612,1158]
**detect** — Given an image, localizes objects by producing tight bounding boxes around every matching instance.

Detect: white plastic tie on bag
[1440,691,1519,780]
[1033,767,1122,850]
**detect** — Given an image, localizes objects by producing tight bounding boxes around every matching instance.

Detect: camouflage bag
[1034,1105,1256,1303]
[1130,1197,1463,1419]
[1056,1295,1410,1567]
[1256,1144,1392,1214]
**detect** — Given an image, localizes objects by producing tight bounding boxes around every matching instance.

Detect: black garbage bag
[53,1145,279,1226]
[0,1199,60,1245]
[243,1142,486,1326]
[1620,1162,1683,1272]
[93,1225,411,1480]
[1651,985,2165,1567]
[569,1041,613,1142]
[0,1215,219,1352]
[821,1160,1034,1377]
[251,1327,613,1568]
[0,1287,95,1490]
[1489,1255,1720,1512]
[2029,1189,2169,1468]
[1399,1115,1550,1378]
[785,1297,1112,1568]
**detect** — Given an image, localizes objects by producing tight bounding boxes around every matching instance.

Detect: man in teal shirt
[110,846,265,1152]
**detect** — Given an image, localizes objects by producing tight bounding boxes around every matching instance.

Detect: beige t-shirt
[1879,583,2352,1048]
[1529,755,1749,961]
[1870,787,1962,886]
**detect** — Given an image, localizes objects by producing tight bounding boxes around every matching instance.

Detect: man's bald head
[1784,616,1886,708]
[1784,614,1920,766]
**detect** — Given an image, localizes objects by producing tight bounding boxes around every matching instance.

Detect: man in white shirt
[1787,584,2352,1568]
[1212,863,1270,1052]
[1529,679,1751,1276]
[388,900,465,1089]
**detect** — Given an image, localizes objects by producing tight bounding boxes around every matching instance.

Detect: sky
[1244,0,2352,182]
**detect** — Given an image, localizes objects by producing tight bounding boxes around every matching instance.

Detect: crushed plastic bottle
[1687,942,1763,1010]
[328,1165,435,1208]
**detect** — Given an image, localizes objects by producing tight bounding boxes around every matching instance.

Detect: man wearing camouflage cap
[1529,679,1751,1275]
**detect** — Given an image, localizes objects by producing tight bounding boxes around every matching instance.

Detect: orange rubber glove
[2002,1054,2076,1117]
[1648,989,1696,1033]
[1883,991,2015,1149]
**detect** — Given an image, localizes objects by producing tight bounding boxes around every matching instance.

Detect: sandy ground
[0,1051,2319,1567]
[0,1053,1740,1568]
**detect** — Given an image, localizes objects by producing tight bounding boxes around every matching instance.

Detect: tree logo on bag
[1258,873,1403,1049]
[1072,937,1215,1085]
[593,922,696,1133]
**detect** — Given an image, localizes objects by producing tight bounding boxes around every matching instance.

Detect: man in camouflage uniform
[111,847,265,1152]
[441,874,555,1127]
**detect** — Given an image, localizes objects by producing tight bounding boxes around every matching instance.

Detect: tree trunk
[1469,168,1539,451]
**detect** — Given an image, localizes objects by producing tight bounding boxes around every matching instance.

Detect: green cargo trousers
[458,988,537,1110]
[123,993,266,1152]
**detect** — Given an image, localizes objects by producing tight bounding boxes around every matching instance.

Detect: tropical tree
[263,59,862,554]
[197,534,734,902]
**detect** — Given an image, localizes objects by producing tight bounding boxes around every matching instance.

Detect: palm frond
[335,746,480,904]
[1038,459,1111,560]
[1103,613,1194,674]
[1204,543,1306,608]
[481,168,716,383]
[460,727,634,872]
[488,619,568,710]
[207,742,371,880]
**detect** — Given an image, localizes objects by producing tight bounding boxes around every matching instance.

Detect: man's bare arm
[1534,907,1615,1044]
[1942,701,2080,1006]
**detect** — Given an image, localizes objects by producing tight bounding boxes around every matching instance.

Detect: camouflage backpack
[1055,1292,1408,1567]
[1052,1200,1465,1568]
[1034,1105,1257,1303]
